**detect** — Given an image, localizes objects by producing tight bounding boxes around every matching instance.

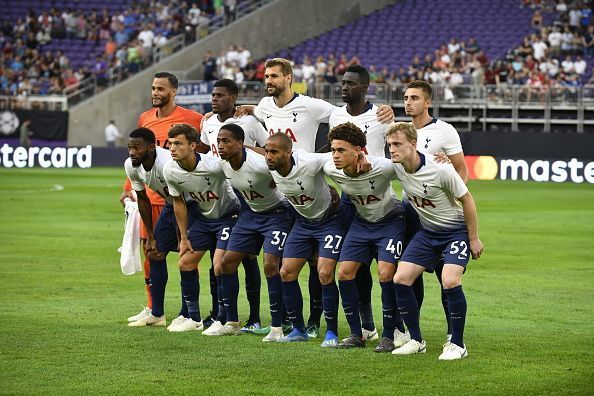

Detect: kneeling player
[387,122,483,360]
[163,124,241,332]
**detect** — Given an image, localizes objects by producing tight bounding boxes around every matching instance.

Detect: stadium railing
[235,81,593,133]
[0,95,68,112]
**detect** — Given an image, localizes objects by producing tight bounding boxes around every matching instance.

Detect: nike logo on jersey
[266,115,272,119]
[178,180,186,184]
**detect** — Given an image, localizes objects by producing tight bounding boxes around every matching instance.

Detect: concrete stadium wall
[68,0,395,147]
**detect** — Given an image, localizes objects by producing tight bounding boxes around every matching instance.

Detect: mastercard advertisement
[465,156,594,184]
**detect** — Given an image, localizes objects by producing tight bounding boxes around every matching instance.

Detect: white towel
[119,198,142,275]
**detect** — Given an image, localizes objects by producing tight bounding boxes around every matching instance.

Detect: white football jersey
[200,114,268,158]
[324,155,401,223]
[393,153,468,232]
[254,93,335,152]
[220,149,286,212]
[270,150,333,221]
[329,103,389,157]
[163,154,239,219]
[417,118,463,156]
[124,146,173,203]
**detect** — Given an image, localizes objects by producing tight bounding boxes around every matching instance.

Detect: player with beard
[198,78,269,333]
[125,127,196,328]
[403,80,469,343]
[235,58,395,339]
[122,72,204,327]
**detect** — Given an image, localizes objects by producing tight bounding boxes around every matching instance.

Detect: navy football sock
[242,256,261,324]
[220,273,239,322]
[435,261,451,334]
[444,285,467,348]
[209,265,218,317]
[338,279,362,338]
[282,280,305,333]
[180,269,200,322]
[380,281,396,339]
[307,266,323,326]
[356,265,374,330]
[266,274,283,327]
[178,283,188,318]
[215,275,226,323]
[149,258,168,317]
[395,283,422,342]
[412,273,425,309]
[321,282,339,335]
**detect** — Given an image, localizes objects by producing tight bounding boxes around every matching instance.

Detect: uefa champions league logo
[0,111,20,135]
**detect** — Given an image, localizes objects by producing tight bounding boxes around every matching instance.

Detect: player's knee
[178,257,196,272]
[279,266,297,281]
[441,275,461,289]
[149,251,167,261]
[220,255,235,274]
[378,266,396,283]
[338,266,356,281]
[318,268,334,285]
[393,271,414,286]
[263,262,280,278]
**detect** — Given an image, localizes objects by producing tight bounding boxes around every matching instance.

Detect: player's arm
[171,195,193,256]
[245,145,266,155]
[120,179,135,206]
[376,105,394,124]
[448,152,468,184]
[458,191,483,259]
[136,188,156,253]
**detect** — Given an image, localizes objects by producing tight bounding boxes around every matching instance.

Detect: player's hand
[469,238,483,259]
[200,112,213,130]
[234,105,255,118]
[376,104,395,124]
[119,190,135,207]
[145,237,157,256]
[356,152,371,173]
[179,238,194,257]
[433,151,451,164]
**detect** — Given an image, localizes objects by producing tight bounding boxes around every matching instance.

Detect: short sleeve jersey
[220,149,286,212]
[163,154,239,219]
[254,93,335,152]
[124,146,173,204]
[200,114,268,158]
[393,153,468,232]
[270,150,332,221]
[324,155,401,223]
[329,103,389,157]
[416,118,463,156]
[127,105,203,205]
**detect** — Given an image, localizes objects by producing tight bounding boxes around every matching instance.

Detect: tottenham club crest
[0,111,20,135]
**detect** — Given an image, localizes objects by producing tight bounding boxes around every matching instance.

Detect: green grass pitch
[0,167,592,394]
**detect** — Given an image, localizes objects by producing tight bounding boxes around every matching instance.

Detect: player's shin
[149,258,168,317]
[282,280,305,333]
[444,285,467,348]
[394,283,422,342]
[242,255,261,324]
[338,279,363,338]
[180,268,201,322]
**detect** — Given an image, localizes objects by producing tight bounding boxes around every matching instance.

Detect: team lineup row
[121,59,483,361]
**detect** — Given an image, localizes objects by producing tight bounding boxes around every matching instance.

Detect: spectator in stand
[301,56,316,88]
[561,54,574,74]
[93,55,109,91]
[532,35,548,61]
[532,9,544,29]
[237,45,251,70]
[573,55,586,76]
[104,120,121,148]
[568,5,582,29]
[583,25,594,57]
[203,50,217,80]
[547,26,562,57]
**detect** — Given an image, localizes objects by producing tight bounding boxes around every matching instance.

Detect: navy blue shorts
[283,207,347,261]
[154,203,180,253]
[403,197,423,244]
[401,228,470,270]
[339,192,357,229]
[226,204,294,257]
[187,207,239,251]
[339,210,406,265]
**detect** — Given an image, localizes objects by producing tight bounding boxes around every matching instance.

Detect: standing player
[329,64,405,341]
[323,122,406,352]
[403,80,469,341]
[238,58,394,338]
[199,78,269,332]
[124,127,191,328]
[163,124,240,332]
[387,122,483,360]
[210,124,294,341]
[264,133,344,347]
[121,72,203,325]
